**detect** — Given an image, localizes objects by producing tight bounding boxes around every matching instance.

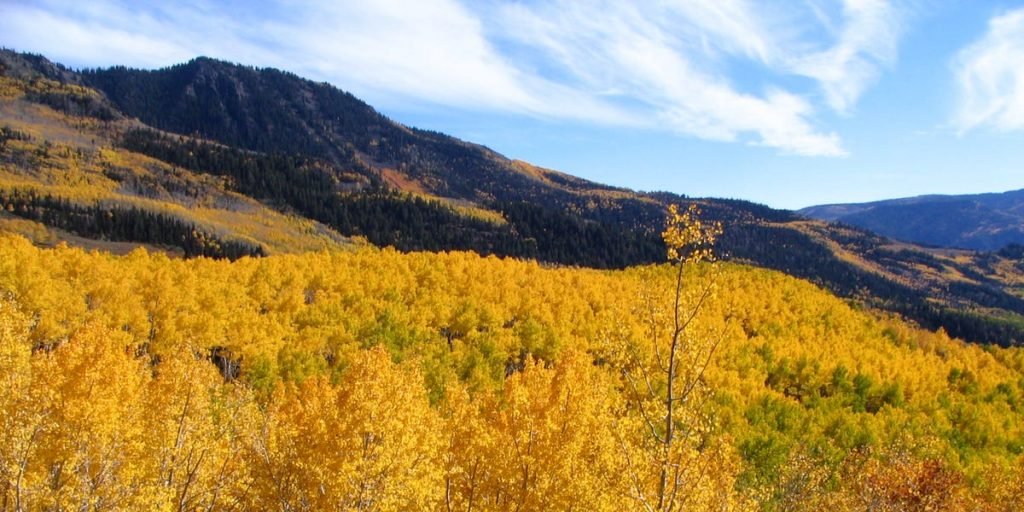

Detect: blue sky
[2,0,1023,209]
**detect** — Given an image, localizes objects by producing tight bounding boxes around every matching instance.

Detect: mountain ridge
[800,189,1024,250]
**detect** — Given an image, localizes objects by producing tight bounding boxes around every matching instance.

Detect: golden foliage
[0,234,1022,509]
[662,204,721,263]
[247,347,442,510]
[443,353,631,511]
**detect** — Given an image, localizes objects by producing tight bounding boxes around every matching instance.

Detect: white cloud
[491,0,850,156]
[0,0,910,157]
[0,3,192,68]
[786,0,904,113]
[258,0,632,123]
[0,0,277,68]
[260,0,534,111]
[952,8,1024,133]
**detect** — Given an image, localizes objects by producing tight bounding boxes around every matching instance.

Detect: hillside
[1,235,1023,509]
[2,49,1024,345]
[0,54,350,257]
[800,189,1024,251]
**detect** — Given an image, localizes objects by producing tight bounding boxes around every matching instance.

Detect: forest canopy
[1,233,1023,510]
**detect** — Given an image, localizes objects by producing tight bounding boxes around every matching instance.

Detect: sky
[1,0,1023,210]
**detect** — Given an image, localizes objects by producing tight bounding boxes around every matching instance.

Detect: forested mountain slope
[2,49,1024,345]
[0,53,349,257]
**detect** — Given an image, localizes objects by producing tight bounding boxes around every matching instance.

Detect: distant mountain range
[2,49,1023,345]
[801,189,1024,251]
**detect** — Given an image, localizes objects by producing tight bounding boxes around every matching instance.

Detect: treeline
[998,243,1024,266]
[0,188,264,259]
[119,128,373,204]
[22,81,118,121]
[0,126,32,147]
[908,303,1024,348]
[120,128,665,267]
[118,129,537,258]
[495,199,663,267]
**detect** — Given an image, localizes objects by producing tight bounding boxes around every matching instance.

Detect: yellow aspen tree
[440,383,495,512]
[479,352,628,511]
[614,204,742,511]
[441,354,628,511]
[0,297,39,511]
[246,347,442,511]
[28,323,149,511]
[139,349,254,510]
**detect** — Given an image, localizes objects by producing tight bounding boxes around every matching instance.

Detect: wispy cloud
[0,2,193,68]
[0,0,910,157]
[952,8,1024,133]
[258,0,632,123]
[490,1,851,156]
[0,0,282,68]
[785,0,903,113]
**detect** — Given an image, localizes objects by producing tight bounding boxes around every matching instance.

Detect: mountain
[2,49,1024,346]
[800,189,1024,251]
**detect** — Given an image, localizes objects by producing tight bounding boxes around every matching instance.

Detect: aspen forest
[2,210,1024,510]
